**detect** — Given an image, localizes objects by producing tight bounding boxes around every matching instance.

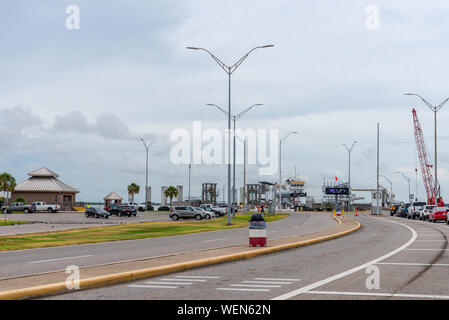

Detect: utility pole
[141,139,154,208]
[376,123,380,215]
[343,141,357,210]
[188,163,191,205]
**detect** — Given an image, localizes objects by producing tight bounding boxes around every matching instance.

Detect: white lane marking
[271,219,417,300]
[405,249,449,251]
[175,276,220,279]
[129,284,178,289]
[415,240,446,241]
[230,284,282,288]
[201,238,227,243]
[307,290,449,300]
[254,277,301,281]
[160,278,206,282]
[143,281,192,285]
[243,280,293,285]
[28,254,92,264]
[216,288,270,292]
[377,262,449,266]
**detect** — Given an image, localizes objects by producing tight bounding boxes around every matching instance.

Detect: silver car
[169,206,205,221]
[195,207,216,219]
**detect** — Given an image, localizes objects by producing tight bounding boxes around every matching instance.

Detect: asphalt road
[46,214,449,300]
[0,212,335,280]
[0,211,172,236]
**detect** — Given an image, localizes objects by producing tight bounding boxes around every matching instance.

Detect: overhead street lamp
[206,103,263,216]
[342,141,357,210]
[141,139,154,208]
[380,174,393,200]
[279,131,298,210]
[395,171,411,204]
[188,45,274,225]
[404,93,449,203]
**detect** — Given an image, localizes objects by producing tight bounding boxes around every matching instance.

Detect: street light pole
[279,131,298,210]
[188,45,273,225]
[206,103,263,216]
[235,134,247,211]
[141,139,154,208]
[404,93,449,204]
[188,163,191,205]
[342,141,357,210]
[395,171,411,204]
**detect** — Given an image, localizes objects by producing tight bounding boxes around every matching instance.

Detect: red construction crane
[412,108,443,206]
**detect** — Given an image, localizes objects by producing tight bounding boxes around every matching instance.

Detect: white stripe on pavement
[254,278,301,281]
[405,249,449,251]
[230,284,282,288]
[161,278,206,282]
[243,280,293,285]
[271,219,418,300]
[175,276,220,279]
[307,290,449,299]
[201,238,227,243]
[377,262,449,266]
[216,288,270,292]
[28,255,92,264]
[129,285,178,289]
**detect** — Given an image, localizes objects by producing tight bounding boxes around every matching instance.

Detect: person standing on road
[260,202,265,214]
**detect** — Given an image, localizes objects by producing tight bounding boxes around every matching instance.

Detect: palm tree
[164,186,178,208]
[0,173,16,205]
[127,183,140,203]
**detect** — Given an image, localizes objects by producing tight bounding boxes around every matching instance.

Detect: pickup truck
[31,202,60,213]
[1,202,35,214]
[125,202,146,212]
[200,204,227,216]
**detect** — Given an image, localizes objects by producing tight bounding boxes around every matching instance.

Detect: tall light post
[188,163,191,205]
[235,134,247,211]
[206,103,263,216]
[395,171,411,204]
[141,139,154,208]
[279,131,298,209]
[187,45,274,225]
[342,141,357,210]
[404,93,449,204]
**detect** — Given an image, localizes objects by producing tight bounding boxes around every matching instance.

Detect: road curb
[0,217,361,300]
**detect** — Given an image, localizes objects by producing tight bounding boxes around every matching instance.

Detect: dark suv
[106,204,136,217]
[85,207,110,219]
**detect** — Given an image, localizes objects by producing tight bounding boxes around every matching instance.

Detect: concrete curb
[0,217,361,300]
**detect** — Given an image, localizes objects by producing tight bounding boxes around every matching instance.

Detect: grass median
[0,220,31,226]
[0,212,287,252]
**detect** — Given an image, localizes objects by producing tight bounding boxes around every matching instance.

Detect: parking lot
[0,211,171,236]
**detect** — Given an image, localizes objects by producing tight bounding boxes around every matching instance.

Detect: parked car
[157,205,170,211]
[390,204,401,216]
[169,206,205,221]
[419,205,436,221]
[397,204,410,218]
[200,204,227,216]
[195,207,215,219]
[146,204,154,211]
[1,202,35,214]
[85,207,110,219]
[106,204,136,217]
[31,202,60,213]
[408,201,427,219]
[429,207,448,223]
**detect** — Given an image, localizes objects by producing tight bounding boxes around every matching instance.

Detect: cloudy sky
[1,0,449,203]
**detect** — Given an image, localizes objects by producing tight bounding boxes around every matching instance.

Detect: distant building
[12,167,79,210]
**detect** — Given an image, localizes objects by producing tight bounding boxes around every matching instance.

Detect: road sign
[325,187,349,195]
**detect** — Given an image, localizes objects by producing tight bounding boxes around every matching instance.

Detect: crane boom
[412,108,443,205]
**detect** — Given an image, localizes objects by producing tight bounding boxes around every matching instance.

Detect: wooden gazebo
[104,192,123,207]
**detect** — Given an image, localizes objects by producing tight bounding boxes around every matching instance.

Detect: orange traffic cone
[355,209,358,216]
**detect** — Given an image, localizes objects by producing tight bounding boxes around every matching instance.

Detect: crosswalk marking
[216,288,270,292]
[243,280,293,285]
[254,277,301,281]
[160,278,206,282]
[230,284,281,288]
[175,276,220,279]
[143,281,193,285]
[129,284,178,289]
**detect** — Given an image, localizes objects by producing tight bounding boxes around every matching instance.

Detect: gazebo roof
[104,192,123,201]
[28,167,59,178]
